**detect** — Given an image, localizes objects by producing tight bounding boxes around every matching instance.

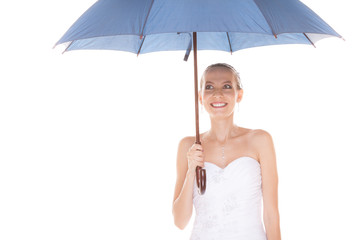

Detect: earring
[201,104,204,113]
[237,102,240,112]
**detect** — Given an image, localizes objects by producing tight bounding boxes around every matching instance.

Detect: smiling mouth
[210,102,227,108]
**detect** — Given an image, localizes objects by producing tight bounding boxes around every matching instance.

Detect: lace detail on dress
[190,157,267,240]
[222,193,240,216]
[209,168,227,184]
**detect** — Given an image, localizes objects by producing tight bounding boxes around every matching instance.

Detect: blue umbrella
[55,0,342,194]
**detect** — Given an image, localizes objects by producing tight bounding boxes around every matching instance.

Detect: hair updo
[200,63,242,91]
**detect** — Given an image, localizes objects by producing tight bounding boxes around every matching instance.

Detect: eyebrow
[205,80,233,84]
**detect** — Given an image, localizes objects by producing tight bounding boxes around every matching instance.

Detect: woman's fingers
[187,143,205,170]
[193,144,203,151]
[187,147,202,157]
[196,159,205,168]
[189,144,203,154]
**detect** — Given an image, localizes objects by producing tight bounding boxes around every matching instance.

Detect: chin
[208,111,235,119]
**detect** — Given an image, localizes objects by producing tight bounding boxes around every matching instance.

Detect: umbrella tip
[183,53,190,61]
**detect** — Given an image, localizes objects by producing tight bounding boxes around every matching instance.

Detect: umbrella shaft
[193,32,200,144]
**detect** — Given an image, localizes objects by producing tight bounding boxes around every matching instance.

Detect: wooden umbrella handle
[196,166,206,195]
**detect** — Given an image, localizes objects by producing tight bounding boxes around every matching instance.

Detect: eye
[205,84,213,90]
[223,84,232,89]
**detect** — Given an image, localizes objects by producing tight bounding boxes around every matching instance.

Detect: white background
[1,0,359,239]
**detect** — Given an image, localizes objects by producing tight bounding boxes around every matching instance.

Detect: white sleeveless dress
[190,156,267,240]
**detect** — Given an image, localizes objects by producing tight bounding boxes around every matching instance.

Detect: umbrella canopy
[55,0,341,195]
[56,0,341,55]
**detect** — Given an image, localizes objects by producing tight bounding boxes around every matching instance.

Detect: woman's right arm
[172,137,204,230]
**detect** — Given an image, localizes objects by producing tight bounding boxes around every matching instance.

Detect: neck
[207,114,236,144]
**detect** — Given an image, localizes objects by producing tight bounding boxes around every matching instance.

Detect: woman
[172,63,281,240]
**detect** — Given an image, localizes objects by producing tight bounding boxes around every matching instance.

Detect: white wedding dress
[190,156,267,240]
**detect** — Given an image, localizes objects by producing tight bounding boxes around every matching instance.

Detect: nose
[213,88,224,97]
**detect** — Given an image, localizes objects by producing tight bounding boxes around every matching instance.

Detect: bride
[172,63,281,240]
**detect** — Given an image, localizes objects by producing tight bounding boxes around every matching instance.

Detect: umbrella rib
[226,32,233,54]
[252,0,277,38]
[137,36,146,56]
[140,0,155,38]
[303,33,316,48]
[62,41,74,54]
[183,33,193,61]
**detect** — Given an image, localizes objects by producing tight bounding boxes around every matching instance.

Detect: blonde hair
[200,63,242,91]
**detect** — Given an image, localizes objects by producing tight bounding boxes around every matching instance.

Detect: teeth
[212,103,226,107]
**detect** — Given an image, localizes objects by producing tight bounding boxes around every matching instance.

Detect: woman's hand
[186,143,204,173]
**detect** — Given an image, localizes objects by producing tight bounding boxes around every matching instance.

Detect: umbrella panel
[64,32,333,54]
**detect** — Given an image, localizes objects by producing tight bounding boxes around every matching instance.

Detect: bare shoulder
[236,127,272,143]
[248,129,276,161]
[178,136,196,151]
[249,129,273,141]
[178,132,209,150]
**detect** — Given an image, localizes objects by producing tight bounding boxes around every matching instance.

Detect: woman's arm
[254,129,281,240]
[172,136,196,230]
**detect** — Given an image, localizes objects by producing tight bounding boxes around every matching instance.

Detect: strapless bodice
[190,157,267,240]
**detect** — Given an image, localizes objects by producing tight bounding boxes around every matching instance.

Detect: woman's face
[200,67,243,118]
